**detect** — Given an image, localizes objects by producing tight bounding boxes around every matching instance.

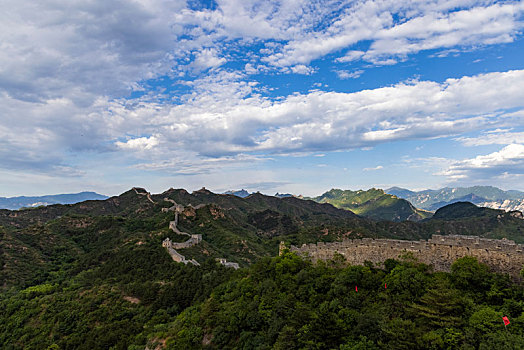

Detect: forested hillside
[147,252,524,349]
[0,188,523,349]
[311,188,432,222]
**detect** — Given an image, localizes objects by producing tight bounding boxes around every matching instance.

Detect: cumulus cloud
[440,144,524,181]
[191,48,227,72]
[1,0,523,108]
[1,0,524,180]
[115,136,160,151]
[262,1,524,68]
[290,65,316,75]
[110,69,524,160]
[0,0,185,103]
[2,64,524,176]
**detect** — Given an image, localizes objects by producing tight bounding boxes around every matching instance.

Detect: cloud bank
[1,0,523,191]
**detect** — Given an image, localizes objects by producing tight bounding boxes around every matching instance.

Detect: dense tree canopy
[140,253,524,350]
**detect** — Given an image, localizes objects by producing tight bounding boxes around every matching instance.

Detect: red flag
[385,283,387,289]
[355,286,358,292]
[502,316,510,326]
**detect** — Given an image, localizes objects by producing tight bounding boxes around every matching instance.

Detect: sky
[1,0,524,197]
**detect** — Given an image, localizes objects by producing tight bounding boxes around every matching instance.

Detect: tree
[450,257,490,293]
[410,277,466,328]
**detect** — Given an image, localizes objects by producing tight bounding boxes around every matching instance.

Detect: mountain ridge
[0,191,108,210]
[2,187,523,291]
[310,188,432,222]
[387,186,524,212]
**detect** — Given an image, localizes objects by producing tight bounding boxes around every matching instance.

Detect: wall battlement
[287,235,524,278]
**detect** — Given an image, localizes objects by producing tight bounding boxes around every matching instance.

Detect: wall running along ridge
[284,235,524,279]
[161,196,239,268]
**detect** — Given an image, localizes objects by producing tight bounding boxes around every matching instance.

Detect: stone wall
[287,235,524,278]
[170,235,202,249]
[217,258,240,269]
[162,237,200,266]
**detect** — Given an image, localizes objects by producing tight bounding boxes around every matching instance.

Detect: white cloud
[1,0,524,181]
[336,50,365,63]
[108,69,524,162]
[115,136,159,151]
[335,69,364,79]
[2,66,523,175]
[191,48,227,71]
[363,165,383,171]
[363,3,524,63]
[456,129,524,146]
[1,0,523,107]
[262,1,524,68]
[133,153,267,175]
[290,65,316,75]
[0,0,185,103]
[440,144,524,181]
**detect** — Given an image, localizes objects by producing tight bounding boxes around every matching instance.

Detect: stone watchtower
[162,238,172,248]
[279,241,287,256]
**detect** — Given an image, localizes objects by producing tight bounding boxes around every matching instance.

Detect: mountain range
[1,187,523,348]
[309,188,432,222]
[386,186,524,212]
[224,189,294,198]
[0,191,108,210]
[2,187,522,290]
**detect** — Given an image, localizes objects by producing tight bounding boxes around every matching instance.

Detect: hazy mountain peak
[223,189,252,198]
[0,191,108,210]
[386,186,524,212]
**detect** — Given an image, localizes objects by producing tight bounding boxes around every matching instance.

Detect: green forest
[1,250,523,349]
[1,189,524,349]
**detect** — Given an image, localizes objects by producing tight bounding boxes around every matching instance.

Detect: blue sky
[1,0,524,197]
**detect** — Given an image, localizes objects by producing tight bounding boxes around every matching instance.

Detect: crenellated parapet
[287,235,524,279]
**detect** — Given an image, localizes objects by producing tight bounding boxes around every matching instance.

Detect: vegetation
[0,188,523,349]
[387,186,524,211]
[432,201,504,220]
[311,188,432,222]
[144,253,524,349]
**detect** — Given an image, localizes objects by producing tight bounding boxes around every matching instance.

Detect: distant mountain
[311,188,432,222]
[432,201,501,220]
[386,186,524,212]
[385,186,416,198]
[424,193,490,211]
[0,191,108,210]
[1,186,523,291]
[274,192,293,198]
[223,189,252,198]
[224,190,295,199]
[1,188,523,349]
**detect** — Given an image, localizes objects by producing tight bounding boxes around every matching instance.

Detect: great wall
[284,235,524,279]
[158,191,239,269]
[141,187,523,276]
